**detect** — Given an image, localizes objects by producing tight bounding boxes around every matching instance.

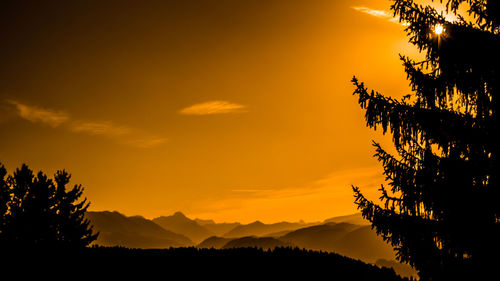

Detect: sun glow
[434,24,444,35]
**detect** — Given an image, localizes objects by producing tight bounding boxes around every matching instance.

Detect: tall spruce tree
[0,163,97,249]
[352,1,499,280]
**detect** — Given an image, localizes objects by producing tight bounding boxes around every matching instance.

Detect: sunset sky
[0,0,441,223]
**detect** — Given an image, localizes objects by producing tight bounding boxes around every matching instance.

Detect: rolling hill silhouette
[195,218,241,237]
[279,222,360,251]
[280,222,396,262]
[223,220,309,238]
[323,213,369,225]
[334,225,396,262]
[86,211,193,248]
[196,236,232,249]
[197,221,394,262]
[152,212,214,243]
[264,229,295,237]
[222,236,293,250]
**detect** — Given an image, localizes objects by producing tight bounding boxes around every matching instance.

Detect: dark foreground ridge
[8,246,410,281]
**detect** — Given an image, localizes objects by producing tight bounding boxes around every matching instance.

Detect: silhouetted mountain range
[222,236,293,250]
[87,211,378,252]
[279,222,360,251]
[195,218,241,237]
[152,212,214,243]
[223,220,311,238]
[86,211,192,248]
[196,236,232,249]
[282,222,395,262]
[265,229,295,237]
[87,211,413,277]
[334,225,396,262]
[196,222,395,262]
[323,213,369,225]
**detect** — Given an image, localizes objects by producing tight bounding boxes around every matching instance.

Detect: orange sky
[0,0,448,223]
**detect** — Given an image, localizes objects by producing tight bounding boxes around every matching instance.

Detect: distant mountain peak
[195,218,216,225]
[153,212,214,243]
[85,210,193,249]
[173,211,187,218]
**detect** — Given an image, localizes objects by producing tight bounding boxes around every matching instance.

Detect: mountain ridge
[153,212,214,243]
[86,211,193,248]
[87,211,413,278]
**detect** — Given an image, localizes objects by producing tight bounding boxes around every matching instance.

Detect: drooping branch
[352,77,491,155]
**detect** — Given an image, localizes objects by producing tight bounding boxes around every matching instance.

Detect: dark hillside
[280,222,360,251]
[197,236,232,249]
[223,221,307,237]
[12,247,409,281]
[222,236,292,249]
[336,225,396,262]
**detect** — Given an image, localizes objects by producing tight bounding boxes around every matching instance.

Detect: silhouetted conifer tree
[0,165,9,243]
[0,163,97,249]
[352,1,499,280]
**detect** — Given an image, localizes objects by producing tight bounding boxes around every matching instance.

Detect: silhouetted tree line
[352,1,500,280]
[0,163,97,249]
[9,246,412,281]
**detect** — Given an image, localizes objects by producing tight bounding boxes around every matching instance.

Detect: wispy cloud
[352,6,400,24]
[353,5,458,25]
[125,137,168,148]
[6,100,166,148]
[71,121,132,137]
[70,120,166,148]
[179,101,246,115]
[7,100,69,127]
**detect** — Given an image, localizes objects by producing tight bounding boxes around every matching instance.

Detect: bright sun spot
[434,24,444,35]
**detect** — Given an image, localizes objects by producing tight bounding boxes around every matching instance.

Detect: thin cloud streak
[6,100,166,148]
[190,167,386,223]
[7,100,69,127]
[353,5,458,25]
[352,6,401,24]
[71,121,132,137]
[125,137,168,148]
[179,101,246,115]
[70,120,166,148]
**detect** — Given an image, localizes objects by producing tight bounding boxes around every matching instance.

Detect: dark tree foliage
[352,1,499,280]
[0,163,97,249]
